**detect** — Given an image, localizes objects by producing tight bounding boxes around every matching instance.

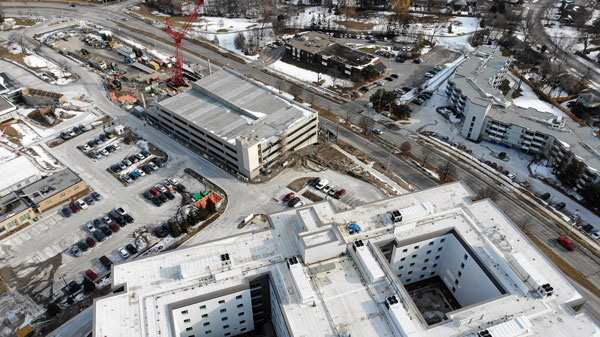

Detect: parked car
[135,153,145,160]
[99,256,113,269]
[148,161,159,171]
[85,269,98,281]
[334,189,346,199]
[93,230,106,242]
[67,281,81,294]
[86,237,97,247]
[125,244,138,255]
[288,197,301,207]
[71,246,82,257]
[135,168,145,177]
[176,184,187,192]
[77,199,88,210]
[141,150,151,157]
[114,216,126,227]
[62,207,72,218]
[129,155,139,163]
[116,207,127,216]
[91,192,102,201]
[150,188,161,197]
[100,149,109,156]
[283,192,295,202]
[322,185,332,194]
[155,184,167,193]
[86,223,96,233]
[124,137,133,145]
[151,197,163,207]
[158,194,168,203]
[69,201,81,213]
[143,191,153,199]
[554,202,566,210]
[123,159,133,166]
[77,240,89,252]
[294,201,305,208]
[100,226,112,237]
[154,225,168,237]
[109,223,120,232]
[165,191,175,200]
[315,179,329,190]
[540,193,551,201]
[372,128,383,135]
[327,188,337,196]
[118,247,130,259]
[85,196,95,205]
[122,175,132,183]
[413,58,423,64]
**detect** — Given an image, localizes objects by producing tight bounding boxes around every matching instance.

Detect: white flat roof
[93,181,598,337]
[0,156,40,194]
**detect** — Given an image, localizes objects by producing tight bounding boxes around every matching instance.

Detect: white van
[315,179,329,190]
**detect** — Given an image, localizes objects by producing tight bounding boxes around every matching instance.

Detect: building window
[223,325,229,329]
[238,312,244,316]
[414,245,419,249]
[402,248,408,253]
[420,275,425,279]
[186,327,193,331]
[199,305,206,309]
[241,328,247,332]
[74,185,79,190]
[399,266,404,270]
[430,271,435,275]
[426,250,431,254]
[412,254,417,259]
[236,295,243,300]
[422,266,427,271]
[408,271,413,275]
[409,263,415,267]
[203,322,210,326]
[400,257,406,262]
[237,303,243,308]
[221,317,228,321]
[455,279,459,284]
[406,278,411,283]
[433,263,438,268]
[452,287,456,292]
[435,255,440,260]
[220,309,226,313]
[225,334,231,336]
[437,247,443,252]
[201,314,208,318]
[461,262,465,269]
[239,320,246,324]
[181,310,188,315]
[428,241,434,246]
[458,271,462,277]
[60,192,66,197]
[184,319,191,323]
[464,254,468,260]
[218,300,225,304]
[424,258,429,263]
[205,331,212,335]
[440,238,445,243]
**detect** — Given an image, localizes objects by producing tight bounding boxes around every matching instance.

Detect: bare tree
[400,141,412,154]
[288,85,304,98]
[420,147,431,166]
[359,115,374,136]
[234,32,246,52]
[518,215,534,232]
[439,160,454,182]
[0,8,4,24]
[9,32,26,50]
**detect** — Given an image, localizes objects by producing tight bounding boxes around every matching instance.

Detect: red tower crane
[163,0,204,87]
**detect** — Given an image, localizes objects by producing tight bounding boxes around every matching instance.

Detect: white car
[77,200,88,210]
[155,184,168,193]
[163,180,173,189]
[80,144,90,151]
[293,201,305,208]
[148,162,159,171]
[425,72,434,78]
[168,177,180,185]
[322,185,332,194]
[592,232,600,240]
[315,179,329,190]
[112,143,120,150]
[86,223,96,232]
[135,153,145,160]
[115,207,127,216]
[118,247,130,259]
[100,149,109,156]
[135,168,145,177]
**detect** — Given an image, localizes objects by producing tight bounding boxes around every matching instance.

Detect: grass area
[0,45,27,67]
[216,29,229,33]
[358,47,379,53]
[13,18,44,27]
[527,232,600,298]
[334,20,375,30]
[302,190,324,202]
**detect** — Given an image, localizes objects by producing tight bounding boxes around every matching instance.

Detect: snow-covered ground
[188,17,268,33]
[510,73,568,118]
[269,60,353,89]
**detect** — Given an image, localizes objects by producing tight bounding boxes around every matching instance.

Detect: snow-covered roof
[0,156,40,195]
[93,181,599,337]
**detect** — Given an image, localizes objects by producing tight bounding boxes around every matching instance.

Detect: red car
[69,201,81,213]
[85,269,98,281]
[150,188,160,197]
[283,192,295,202]
[109,223,120,232]
[334,189,346,199]
[86,237,96,247]
[558,236,575,251]
[123,137,133,145]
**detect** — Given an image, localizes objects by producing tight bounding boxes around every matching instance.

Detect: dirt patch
[334,20,375,30]
[217,29,229,32]
[288,177,315,192]
[302,190,324,203]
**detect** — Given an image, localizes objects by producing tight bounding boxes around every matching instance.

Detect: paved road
[525,0,600,90]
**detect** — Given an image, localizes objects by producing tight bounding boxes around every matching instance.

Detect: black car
[129,155,139,163]
[158,194,168,202]
[77,240,89,252]
[359,86,370,92]
[68,280,81,294]
[288,197,301,207]
[77,124,86,133]
[99,134,108,141]
[99,256,113,269]
[141,150,151,157]
[143,191,153,199]
[155,158,166,167]
[402,86,412,92]
[142,165,153,174]
[176,184,186,192]
[100,226,113,237]
[124,214,134,223]
[391,74,399,79]
[93,218,103,228]
[152,197,163,206]
[114,216,126,226]
[125,244,138,255]
[541,192,551,200]
[165,191,175,200]
[555,202,566,210]
[85,196,94,205]
[109,210,119,219]
[93,230,106,242]
[87,140,96,147]
[91,192,102,201]
[105,145,116,153]
[110,165,121,173]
